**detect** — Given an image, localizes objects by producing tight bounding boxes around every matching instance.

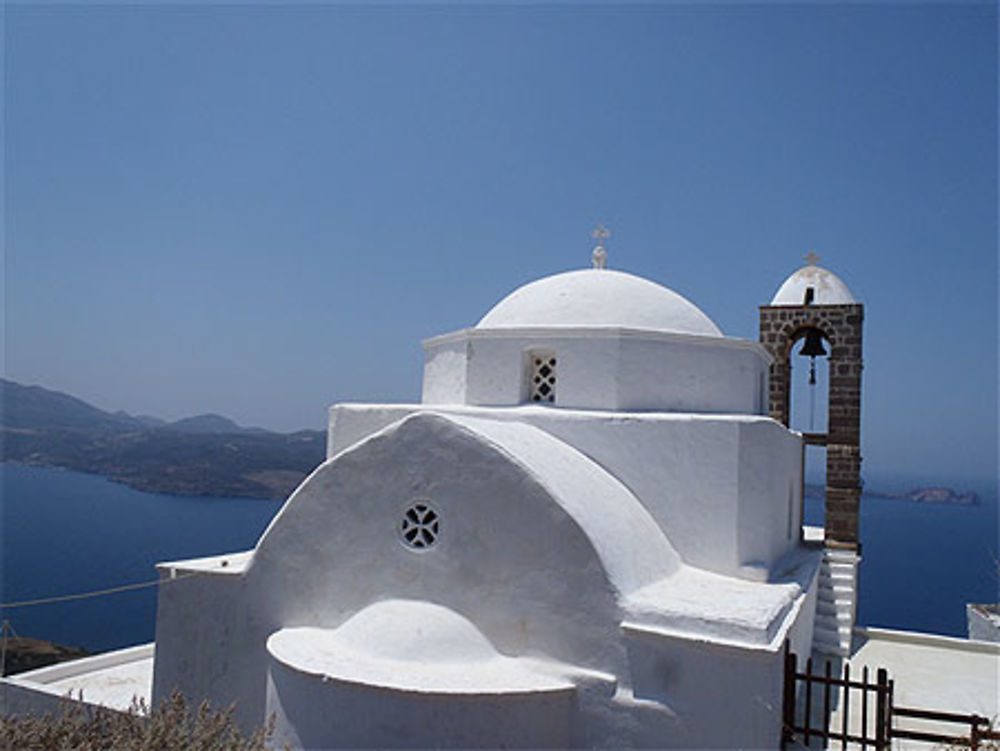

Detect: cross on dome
[591,224,610,269]
[805,251,821,266]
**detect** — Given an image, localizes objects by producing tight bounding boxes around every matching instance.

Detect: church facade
[151,251,855,748]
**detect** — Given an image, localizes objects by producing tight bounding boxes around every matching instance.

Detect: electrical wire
[0,572,200,610]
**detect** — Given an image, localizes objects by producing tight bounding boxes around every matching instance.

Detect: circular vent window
[400,501,440,550]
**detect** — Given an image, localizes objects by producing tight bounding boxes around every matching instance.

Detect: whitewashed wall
[154,409,816,746]
[156,413,675,734]
[329,404,803,578]
[422,328,770,415]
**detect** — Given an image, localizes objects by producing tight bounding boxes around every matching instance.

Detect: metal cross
[805,251,821,266]
[591,224,611,246]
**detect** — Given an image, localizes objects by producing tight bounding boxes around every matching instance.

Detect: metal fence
[782,646,999,750]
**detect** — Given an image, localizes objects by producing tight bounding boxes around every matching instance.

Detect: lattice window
[400,501,440,550]
[530,354,557,403]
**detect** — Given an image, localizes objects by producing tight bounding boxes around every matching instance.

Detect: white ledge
[422,326,772,363]
[157,550,253,576]
[857,626,1000,655]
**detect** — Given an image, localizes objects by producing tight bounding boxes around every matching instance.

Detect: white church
[5,235,998,747]
[146,239,850,749]
[10,237,926,748]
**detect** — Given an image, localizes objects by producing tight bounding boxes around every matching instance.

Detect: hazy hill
[125,412,167,428]
[160,413,268,434]
[2,380,142,431]
[1,379,325,499]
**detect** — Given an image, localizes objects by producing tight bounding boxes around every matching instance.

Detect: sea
[1,463,997,653]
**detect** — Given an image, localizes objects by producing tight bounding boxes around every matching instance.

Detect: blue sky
[4,3,997,490]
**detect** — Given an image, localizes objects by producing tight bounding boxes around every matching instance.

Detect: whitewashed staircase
[813,546,859,657]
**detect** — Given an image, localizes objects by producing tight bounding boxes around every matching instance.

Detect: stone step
[815,619,852,638]
[819,570,855,585]
[814,624,852,652]
[824,551,857,563]
[815,606,850,623]
[814,619,840,635]
[823,549,860,564]
[815,603,837,617]
[817,600,855,616]
[827,583,856,598]
[817,600,854,620]
[814,638,841,654]
[816,602,853,621]
[824,560,857,575]
[814,638,850,656]
[817,586,855,604]
[814,639,850,658]
[813,637,850,656]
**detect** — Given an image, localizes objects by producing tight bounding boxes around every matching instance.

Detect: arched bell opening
[785,326,832,533]
[787,326,831,437]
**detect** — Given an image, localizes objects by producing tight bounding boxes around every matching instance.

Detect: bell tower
[760,256,863,656]
[759,255,864,549]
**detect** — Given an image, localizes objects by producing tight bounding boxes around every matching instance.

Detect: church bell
[799,328,827,386]
[799,328,827,358]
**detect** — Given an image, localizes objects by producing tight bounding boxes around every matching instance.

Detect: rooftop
[770,262,856,306]
[476,268,723,337]
[1,644,153,715]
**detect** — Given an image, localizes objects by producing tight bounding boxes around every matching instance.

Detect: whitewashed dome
[267,600,574,693]
[476,269,723,337]
[771,264,855,306]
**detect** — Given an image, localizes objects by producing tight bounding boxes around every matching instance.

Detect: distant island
[1,379,325,500]
[804,482,979,506]
[879,486,980,505]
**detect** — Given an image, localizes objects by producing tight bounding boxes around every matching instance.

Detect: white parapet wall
[1,643,154,717]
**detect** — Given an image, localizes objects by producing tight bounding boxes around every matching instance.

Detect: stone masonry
[759,303,864,548]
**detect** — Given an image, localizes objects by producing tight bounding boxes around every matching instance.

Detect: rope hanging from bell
[799,329,827,382]
[799,328,827,429]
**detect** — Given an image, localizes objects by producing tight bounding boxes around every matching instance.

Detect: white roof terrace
[0,643,153,716]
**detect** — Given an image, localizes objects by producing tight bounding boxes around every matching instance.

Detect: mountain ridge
[1,379,325,499]
[2,379,276,434]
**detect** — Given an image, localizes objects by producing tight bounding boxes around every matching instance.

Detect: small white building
[149,257,823,748]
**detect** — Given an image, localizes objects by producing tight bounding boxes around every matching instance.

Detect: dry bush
[0,690,277,751]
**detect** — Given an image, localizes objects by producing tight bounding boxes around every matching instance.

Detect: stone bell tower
[759,254,864,548]
[760,255,863,656]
